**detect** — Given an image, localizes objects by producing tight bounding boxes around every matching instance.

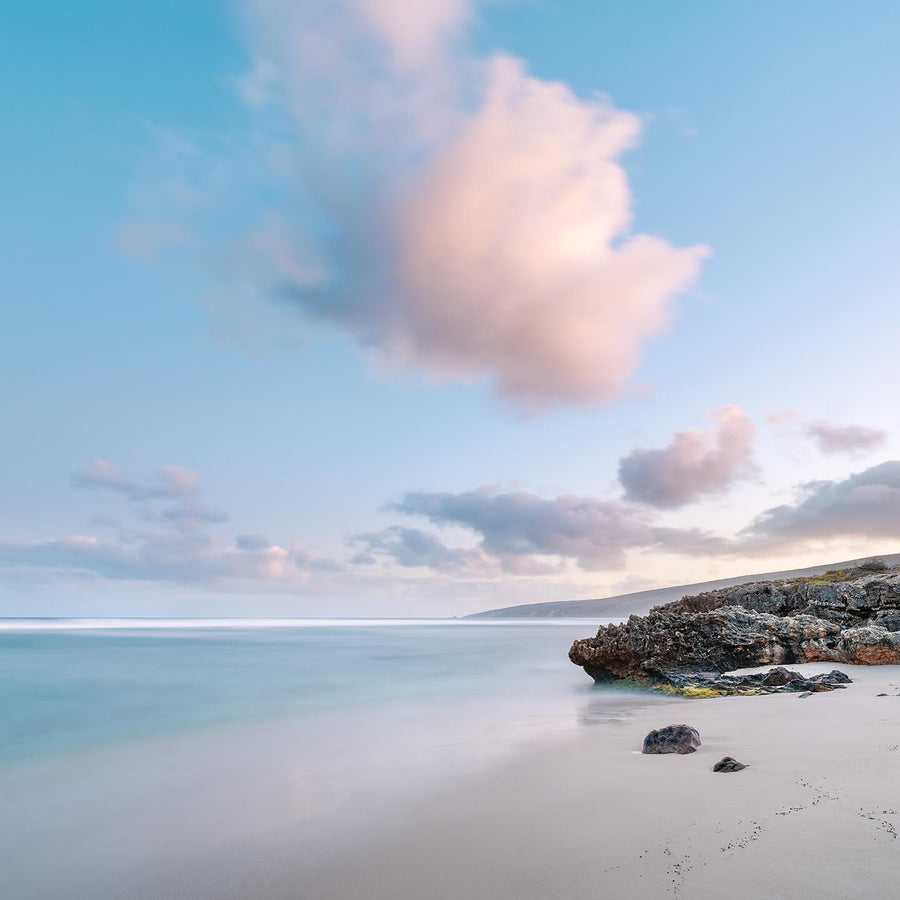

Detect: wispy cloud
[805,420,887,455]
[1,461,340,587]
[72,459,199,501]
[618,406,756,508]
[350,526,494,575]
[0,532,335,584]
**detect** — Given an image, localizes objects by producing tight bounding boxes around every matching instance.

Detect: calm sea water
[0,619,667,899]
[0,618,616,764]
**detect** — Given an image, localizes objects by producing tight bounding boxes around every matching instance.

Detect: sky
[2,0,900,617]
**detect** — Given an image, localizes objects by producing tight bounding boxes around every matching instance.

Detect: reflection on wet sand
[578,685,682,726]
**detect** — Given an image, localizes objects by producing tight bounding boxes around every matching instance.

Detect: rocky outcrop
[642,724,701,754]
[657,568,900,627]
[569,567,900,694]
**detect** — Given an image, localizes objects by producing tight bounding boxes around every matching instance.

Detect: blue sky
[2,0,899,616]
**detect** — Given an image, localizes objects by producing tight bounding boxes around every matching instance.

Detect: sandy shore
[295,662,900,900]
[7,661,899,899]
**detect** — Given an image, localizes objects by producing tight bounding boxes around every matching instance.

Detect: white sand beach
[5,658,900,899]
[294,663,900,900]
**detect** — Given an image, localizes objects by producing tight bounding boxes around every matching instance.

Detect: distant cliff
[466,553,900,620]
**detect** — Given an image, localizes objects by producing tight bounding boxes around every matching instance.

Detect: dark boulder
[642,724,701,755]
[713,757,747,773]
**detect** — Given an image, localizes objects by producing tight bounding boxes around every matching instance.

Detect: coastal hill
[467,552,900,619]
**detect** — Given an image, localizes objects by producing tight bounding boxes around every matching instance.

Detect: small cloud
[769,412,887,456]
[806,420,887,456]
[72,460,199,502]
[72,459,141,496]
[618,406,756,509]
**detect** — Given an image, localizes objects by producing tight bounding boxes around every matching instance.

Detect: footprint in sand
[857,809,898,842]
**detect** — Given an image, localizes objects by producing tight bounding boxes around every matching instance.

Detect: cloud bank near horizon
[1,460,339,587]
[2,456,900,591]
[367,458,900,577]
[743,460,900,551]
[388,487,732,571]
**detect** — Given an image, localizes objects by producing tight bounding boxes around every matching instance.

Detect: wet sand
[6,663,899,899]
[295,663,900,899]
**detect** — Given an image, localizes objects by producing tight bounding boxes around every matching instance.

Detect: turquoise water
[2,618,671,900]
[0,618,609,764]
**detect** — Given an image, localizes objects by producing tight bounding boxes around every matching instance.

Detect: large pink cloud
[387,56,708,406]
[229,1,709,409]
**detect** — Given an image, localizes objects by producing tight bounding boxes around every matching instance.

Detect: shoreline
[294,662,900,900]
[5,660,900,898]
[2,652,669,899]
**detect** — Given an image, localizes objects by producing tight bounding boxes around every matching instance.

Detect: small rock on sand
[642,724,701,755]
[713,757,747,773]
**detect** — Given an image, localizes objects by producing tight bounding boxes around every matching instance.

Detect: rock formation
[713,757,747,773]
[569,564,900,695]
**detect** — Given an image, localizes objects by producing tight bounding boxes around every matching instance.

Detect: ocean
[0,618,666,899]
